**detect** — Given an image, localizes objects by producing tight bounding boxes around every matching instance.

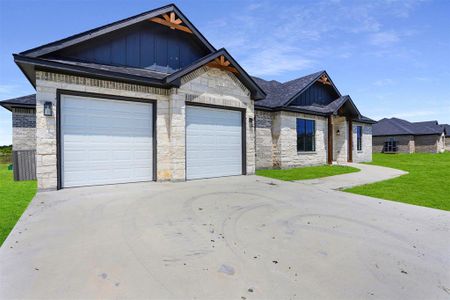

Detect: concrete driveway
[1,176,449,299]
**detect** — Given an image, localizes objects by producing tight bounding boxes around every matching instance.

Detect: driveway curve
[0,175,448,299]
[299,162,408,190]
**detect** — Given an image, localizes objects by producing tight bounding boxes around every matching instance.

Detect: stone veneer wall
[35,71,169,190]
[255,110,374,168]
[272,111,328,168]
[437,133,446,153]
[333,116,348,163]
[255,110,273,169]
[34,68,254,190]
[352,122,372,163]
[445,136,450,151]
[372,135,414,153]
[12,108,36,151]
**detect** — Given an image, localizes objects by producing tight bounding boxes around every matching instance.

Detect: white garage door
[186,105,243,180]
[61,95,153,187]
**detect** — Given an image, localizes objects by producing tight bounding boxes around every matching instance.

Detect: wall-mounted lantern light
[249,117,254,128]
[336,129,341,136]
[44,102,53,116]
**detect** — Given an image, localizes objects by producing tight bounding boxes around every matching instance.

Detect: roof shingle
[0,94,36,111]
[252,71,324,108]
[373,118,444,136]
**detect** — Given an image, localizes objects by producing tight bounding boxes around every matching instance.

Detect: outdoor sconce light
[249,117,254,128]
[44,102,53,116]
[336,129,341,135]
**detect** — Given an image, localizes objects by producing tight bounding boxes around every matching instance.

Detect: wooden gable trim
[150,12,193,34]
[317,74,332,85]
[207,55,238,74]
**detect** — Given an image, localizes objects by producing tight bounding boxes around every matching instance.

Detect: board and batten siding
[289,81,339,106]
[54,22,209,73]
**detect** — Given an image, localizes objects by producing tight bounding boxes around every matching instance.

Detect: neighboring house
[253,72,375,169]
[0,95,37,180]
[440,124,450,151]
[373,118,446,153]
[0,4,373,190]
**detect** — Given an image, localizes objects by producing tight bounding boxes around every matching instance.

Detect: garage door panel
[186,106,242,180]
[61,95,153,187]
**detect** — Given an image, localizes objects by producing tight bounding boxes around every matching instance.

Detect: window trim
[356,125,363,151]
[296,118,316,152]
[383,138,398,153]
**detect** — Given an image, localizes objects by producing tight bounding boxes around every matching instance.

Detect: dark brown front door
[327,116,333,164]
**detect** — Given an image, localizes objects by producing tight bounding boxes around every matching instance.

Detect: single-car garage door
[61,95,153,188]
[186,105,243,180]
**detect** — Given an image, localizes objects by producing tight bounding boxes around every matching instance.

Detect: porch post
[327,115,333,164]
[348,117,353,162]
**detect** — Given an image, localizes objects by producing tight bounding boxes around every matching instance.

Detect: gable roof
[252,70,375,122]
[373,118,445,136]
[253,71,333,108]
[0,94,36,111]
[14,4,217,89]
[20,4,215,58]
[12,4,267,100]
[166,48,266,100]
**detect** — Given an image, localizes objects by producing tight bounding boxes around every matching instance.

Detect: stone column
[168,88,186,181]
[35,85,58,190]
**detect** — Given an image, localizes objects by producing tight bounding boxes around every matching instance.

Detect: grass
[256,165,360,181]
[345,152,450,211]
[0,164,37,245]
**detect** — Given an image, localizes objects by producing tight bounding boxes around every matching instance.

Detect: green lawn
[0,164,37,245]
[345,152,450,211]
[256,165,360,181]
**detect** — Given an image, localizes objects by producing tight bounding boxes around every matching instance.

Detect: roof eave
[373,133,442,137]
[334,95,361,118]
[254,105,329,116]
[14,54,171,89]
[353,118,376,124]
[0,102,36,112]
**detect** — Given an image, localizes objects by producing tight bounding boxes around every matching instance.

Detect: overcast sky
[1,0,450,146]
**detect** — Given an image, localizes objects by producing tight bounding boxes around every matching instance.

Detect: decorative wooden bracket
[318,74,331,85]
[150,12,192,34]
[207,55,239,74]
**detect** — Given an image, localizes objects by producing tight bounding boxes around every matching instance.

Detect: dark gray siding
[50,22,209,73]
[13,150,36,181]
[289,82,339,106]
[12,108,36,128]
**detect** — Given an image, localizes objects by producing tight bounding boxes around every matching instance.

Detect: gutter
[14,54,173,89]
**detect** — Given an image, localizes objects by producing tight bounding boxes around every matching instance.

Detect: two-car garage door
[60,95,244,188]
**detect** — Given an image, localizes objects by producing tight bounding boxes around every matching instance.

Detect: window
[383,138,398,153]
[297,118,315,152]
[356,126,363,151]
